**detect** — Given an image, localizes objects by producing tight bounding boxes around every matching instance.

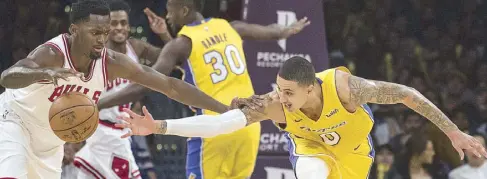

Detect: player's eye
[286,92,293,96]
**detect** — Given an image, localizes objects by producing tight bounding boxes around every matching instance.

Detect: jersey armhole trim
[333,69,357,114]
[37,43,65,84]
[102,48,108,88]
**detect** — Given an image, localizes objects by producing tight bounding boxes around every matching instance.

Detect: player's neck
[300,83,324,119]
[68,36,93,72]
[106,40,127,54]
[186,13,205,25]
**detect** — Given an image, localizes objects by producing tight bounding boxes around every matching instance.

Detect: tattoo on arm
[154,120,168,134]
[348,75,458,132]
[348,75,408,105]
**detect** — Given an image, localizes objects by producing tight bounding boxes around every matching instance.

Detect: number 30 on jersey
[203,45,246,84]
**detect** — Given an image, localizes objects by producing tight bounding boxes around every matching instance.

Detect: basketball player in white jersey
[74,1,169,178]
[0,1,228,178]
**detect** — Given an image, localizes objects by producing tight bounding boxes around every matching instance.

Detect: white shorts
[74,121,140,179]
[0,108,63,179]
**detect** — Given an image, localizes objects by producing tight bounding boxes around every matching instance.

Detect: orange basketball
[48,91,99,143]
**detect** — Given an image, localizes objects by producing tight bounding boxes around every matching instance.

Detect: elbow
[0,73,19,89]
[166,77,182,98]
[402,86,421,104]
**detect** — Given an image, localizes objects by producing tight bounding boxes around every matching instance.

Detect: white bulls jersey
[98,42,138,123]
[0,34,108,149]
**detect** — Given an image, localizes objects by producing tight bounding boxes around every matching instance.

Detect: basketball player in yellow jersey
[117,56,487,179]
[98,0,310,178]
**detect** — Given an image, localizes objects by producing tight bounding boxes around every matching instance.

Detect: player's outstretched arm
[115,92,285,138]
[0,45,81,89]
[230,17,310,40]
[98,37,194,110]
[335,70,487,159]
[105,49,228,114]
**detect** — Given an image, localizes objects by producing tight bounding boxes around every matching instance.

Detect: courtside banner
[242,0,329,156]
[251,156,296,179]
[242,0,329,95]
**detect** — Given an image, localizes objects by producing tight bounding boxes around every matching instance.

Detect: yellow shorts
[286,134,375,179]
[186,122,261,179]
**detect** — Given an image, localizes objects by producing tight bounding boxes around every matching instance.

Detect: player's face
[166,0,188,30]
[419,140,435,164]
[276,76,313,112]
[109,10,130,44]
[71,14,110,59]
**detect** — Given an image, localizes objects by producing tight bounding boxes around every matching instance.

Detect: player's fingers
[452,144,464,159]
[144,8,155,22]
[144,8,157,17]
[117,115,133,123]
[57,75,70,82]
[123,108,142,118]
[470,148,482,158]
[121,131,132,138]
[142,106,153,120]
[114,123,130,129]
[52,78,59,87]
[481,147,487,158]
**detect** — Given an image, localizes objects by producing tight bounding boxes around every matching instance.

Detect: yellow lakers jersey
[281,67,374,158]
[178,18,254,115]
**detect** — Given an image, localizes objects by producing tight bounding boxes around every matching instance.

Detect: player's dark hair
[174,0,204,12]
[109,0,131,14]
[278,56,316,86]
[70,0,110,24]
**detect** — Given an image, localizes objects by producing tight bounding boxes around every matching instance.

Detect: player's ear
[182,6,189,17]
[307,84,314,94]
[69,24,78,35]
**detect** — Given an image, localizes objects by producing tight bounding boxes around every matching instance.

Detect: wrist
[153,120,167,134]
[158,32,172,40]
[445,127,461,137]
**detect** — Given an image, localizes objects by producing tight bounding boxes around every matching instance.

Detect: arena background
[1,0,487,179]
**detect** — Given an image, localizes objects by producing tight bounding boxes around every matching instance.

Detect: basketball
[48,92,99,143]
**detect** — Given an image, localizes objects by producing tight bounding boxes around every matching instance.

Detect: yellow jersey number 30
[204,45,246,84]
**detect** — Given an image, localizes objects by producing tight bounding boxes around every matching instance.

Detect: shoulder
[163,36,192,53]
[26,44,65,68]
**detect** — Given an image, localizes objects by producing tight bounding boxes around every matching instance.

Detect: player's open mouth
[93,46,103,52]
[285,104,292,109]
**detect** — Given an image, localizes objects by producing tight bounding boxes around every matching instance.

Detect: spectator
[393,130,436,179]
[448,134,487,179]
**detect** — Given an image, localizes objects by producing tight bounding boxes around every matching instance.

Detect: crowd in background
[1,0,486,178]
[323,0,487,178]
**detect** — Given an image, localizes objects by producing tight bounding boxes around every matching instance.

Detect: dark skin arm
[98,37,190,110]
[0,45,79,88]
[128,38,162,65]
[230,17,310,40]
[104,48,228,114]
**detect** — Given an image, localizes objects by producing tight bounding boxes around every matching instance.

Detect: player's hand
[42,68,84,86]
[230,95,264,110]
[446,130,487,160]
[281,17,311,39]
[116,106,156,138]
[144,8,169,36]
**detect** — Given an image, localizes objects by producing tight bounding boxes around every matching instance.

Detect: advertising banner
[242,0,329,94]
[242,0,329,157]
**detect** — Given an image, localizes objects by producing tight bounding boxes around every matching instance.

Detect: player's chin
[89,51,102,59]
